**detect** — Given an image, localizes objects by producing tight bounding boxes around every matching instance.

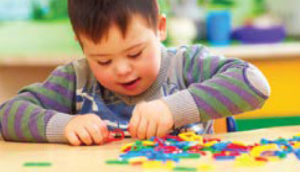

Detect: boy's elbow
[245,64,271,99]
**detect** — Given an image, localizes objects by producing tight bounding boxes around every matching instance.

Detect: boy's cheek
[92,69,114,86]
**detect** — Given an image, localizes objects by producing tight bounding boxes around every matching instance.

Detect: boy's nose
[115,61,133,76]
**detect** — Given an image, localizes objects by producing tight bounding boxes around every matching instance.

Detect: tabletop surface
[1,126,300,172]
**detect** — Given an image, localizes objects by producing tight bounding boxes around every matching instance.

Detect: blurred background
[1,0,300,132]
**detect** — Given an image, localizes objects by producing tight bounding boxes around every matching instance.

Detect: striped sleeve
[0,63,76,142]
[163,45,270,128]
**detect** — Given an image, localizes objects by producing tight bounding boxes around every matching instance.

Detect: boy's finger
[100,121,109,139]
[146,121,157,139]
[66,131,81,146]
[129,112,140,138]
[77,128,93,145]
[156,124,167,138]
[85,124,102,145]
[137,118,148,140]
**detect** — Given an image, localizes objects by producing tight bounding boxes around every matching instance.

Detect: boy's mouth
[120,78,141,90]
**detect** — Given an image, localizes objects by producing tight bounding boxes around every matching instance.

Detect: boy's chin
[118,89,146,96]
[114,86,149,97]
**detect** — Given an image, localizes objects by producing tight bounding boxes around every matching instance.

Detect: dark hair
[68,0,159,44]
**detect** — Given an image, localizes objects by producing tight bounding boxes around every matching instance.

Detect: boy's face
[79,15,166,96]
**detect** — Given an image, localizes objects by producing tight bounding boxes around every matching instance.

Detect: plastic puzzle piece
[197,163,215,171]
[106,160,129,165]
[142,160,175,169]
[23,162,52,167]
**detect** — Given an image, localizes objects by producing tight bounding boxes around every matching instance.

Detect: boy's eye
[97,60,111,65]
[128,50,143,58]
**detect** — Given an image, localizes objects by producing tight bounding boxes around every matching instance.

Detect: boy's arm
[0,64,76,143]
[163,45,271,128]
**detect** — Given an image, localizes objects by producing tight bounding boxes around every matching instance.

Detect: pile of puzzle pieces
[106,132,300,171]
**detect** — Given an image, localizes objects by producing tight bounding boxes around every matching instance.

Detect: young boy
[0,0,270,146]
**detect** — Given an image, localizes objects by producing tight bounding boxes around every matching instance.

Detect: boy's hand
[129,100,174,139]
[64,114,109,146]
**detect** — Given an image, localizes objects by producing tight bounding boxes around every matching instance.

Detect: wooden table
[1,126,300,171]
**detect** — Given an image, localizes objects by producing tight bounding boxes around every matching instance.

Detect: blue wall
[0,0,51,21]
[0,0,32,20]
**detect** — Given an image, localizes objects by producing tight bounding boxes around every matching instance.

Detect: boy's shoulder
[71,58,96,91]
[52,58,95,92]
[164,44,209,61]
[165,44,208,56]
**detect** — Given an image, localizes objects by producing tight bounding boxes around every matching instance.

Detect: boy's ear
[74,35,79,41]
[158,14,167,41]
